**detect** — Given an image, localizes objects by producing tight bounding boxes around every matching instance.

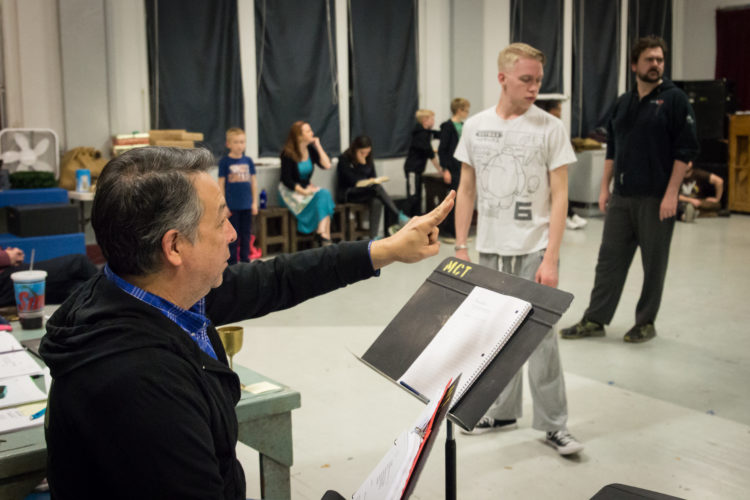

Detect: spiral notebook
[397,286,531,406]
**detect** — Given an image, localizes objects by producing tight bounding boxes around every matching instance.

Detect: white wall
[418,0,452,122]
[451,0,485,116]
[1,0,65,146]
[678,0,749,81]
[58,0,109,152]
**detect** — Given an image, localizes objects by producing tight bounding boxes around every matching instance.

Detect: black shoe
[559,319,605,339]
[623,323,656,343]
[460,416,517,435]
[314,233,333,247]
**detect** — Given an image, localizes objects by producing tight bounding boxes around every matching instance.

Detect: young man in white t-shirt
[453,43,583,455]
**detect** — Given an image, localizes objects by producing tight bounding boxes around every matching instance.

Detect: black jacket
[40,241,376,499]
[403,123,438,173]
[280,144,321,190]
[438,119,462,190]
[336,153,377,203]
[606,78,699,198]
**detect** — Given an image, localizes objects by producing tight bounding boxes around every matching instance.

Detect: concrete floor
[232,213,750,499]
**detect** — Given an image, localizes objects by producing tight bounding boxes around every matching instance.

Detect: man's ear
[498,71,506,86]
[161,229,183,267]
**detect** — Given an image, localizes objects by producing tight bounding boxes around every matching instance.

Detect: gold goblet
[217,326,244,370]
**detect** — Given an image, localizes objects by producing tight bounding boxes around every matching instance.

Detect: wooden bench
[255,207,290,256]
[341,202,371,240]
[289,205,347,252]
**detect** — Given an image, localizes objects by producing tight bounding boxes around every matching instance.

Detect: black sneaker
[460,416,517,435]
[559,319,605,339]
[545,430,584,455]
[623,323,656,343]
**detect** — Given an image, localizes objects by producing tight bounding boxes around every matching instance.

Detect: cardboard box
[183,132,204,142]
[149,130,187,144]
[153,140,194,148]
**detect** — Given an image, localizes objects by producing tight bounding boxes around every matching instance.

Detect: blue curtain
[571,0,621,138]
[510,0,564,94]
[255,0,340,157]
[627,0,672,91]
[349,0,418,158]
[146,0,244,157]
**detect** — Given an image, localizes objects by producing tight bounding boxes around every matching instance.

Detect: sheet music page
[0,331,23,354]
[0,401,46,434]
[0,375,47,409]
[0,350,45,380]
[398,286,531,405]
[353,429,421,500]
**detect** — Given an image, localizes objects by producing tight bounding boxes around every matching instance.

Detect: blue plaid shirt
[103,264,218,360]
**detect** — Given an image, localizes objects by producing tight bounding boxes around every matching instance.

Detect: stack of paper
[353,378,456,500]
[0,331,48,433]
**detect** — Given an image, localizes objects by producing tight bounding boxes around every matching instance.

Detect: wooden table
[0,324,301,500]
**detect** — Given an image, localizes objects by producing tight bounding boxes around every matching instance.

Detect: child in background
[218,127,258,263]
[536,98,588,230]
[403,109,449,216]
[438,97,471,239]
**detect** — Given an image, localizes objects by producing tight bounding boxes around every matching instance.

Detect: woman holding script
[336,135,410,238]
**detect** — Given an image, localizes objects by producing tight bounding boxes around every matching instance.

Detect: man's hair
[92,146,212,277]
[450,98,470,115]
[225,127,245,141]
[415,109,434,123]
[630,35,668,64]
[497,43,545,72]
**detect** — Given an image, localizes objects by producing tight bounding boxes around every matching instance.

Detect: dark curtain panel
[349,0,418,158]
[571,0,620,138]
[716,7,750,110]
[145,0,243,157]
[626,0,672,91]
[255,0,340,157]
[510,0,564,94]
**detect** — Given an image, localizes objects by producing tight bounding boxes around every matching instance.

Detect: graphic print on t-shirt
[473,130,545,222]
[228,164,251,183]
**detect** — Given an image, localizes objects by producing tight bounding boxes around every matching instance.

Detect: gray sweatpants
[479,250,569,432]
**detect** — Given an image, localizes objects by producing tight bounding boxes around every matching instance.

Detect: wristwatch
[454,244,468,250]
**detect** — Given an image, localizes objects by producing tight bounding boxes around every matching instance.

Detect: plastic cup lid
[10,270,48,282]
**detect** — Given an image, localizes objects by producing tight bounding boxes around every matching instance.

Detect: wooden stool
[343,202,370,240]
[290,205,347,252]
[255,207,290,256]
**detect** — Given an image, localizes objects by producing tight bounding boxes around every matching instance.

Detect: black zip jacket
[40,241,376,499]
[606,78,699,198]
[403,123,439,173]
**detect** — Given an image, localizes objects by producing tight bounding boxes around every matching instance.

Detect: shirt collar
[103,264,217,359]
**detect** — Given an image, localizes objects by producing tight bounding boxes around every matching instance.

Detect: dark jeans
[404,170,423,216]
[442,164,461,237]
[229,209,253,264]
[584,194,675,326]
[0,254,98,307]
[345,184,401,238]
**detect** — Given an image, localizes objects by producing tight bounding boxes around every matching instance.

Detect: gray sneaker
[559,319,605,339]
[460,416,518,435]
[623,323,656,343]
[545,430,584,455]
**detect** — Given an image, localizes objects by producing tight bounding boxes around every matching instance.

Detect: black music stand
[360,257,574,499]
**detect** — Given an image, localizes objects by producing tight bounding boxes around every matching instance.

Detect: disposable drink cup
[11,270,47,329]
